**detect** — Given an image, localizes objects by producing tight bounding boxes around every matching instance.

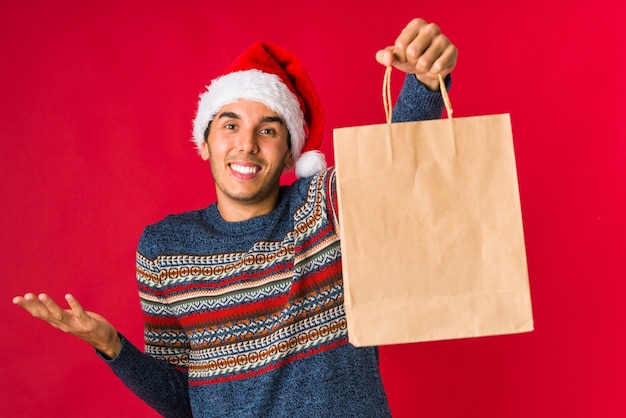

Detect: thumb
[375,47,395,67]
[65,294,86,315]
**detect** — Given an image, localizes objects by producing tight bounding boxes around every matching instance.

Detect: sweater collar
[202,186,292,237]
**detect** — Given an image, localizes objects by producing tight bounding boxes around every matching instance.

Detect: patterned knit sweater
[104,74,446,417]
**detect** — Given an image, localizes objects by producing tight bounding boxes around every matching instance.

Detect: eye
[259,127,277,136]
[224,123,237,130]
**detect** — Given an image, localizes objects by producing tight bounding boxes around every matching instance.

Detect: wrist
[94,331,122,360]
[414,74,440,91]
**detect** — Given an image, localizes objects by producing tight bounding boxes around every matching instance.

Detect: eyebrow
[217,111,240,120]
[217,112,284,125]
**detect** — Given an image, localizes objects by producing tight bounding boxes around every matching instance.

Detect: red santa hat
[192,41,326,178]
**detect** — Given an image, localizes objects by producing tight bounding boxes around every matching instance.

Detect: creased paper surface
[333,114,533,347]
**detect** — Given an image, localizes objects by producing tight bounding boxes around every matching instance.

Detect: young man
[14,18,457,417]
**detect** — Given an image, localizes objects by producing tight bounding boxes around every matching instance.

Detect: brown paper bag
[333,70,533,347]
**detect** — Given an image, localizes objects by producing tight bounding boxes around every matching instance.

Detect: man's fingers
[394,18,429,52]
[13,292,71,323]
[433,44,458,76]
[409,33,446,72]
[39,293,65,321]
[13,292,49,317]
[381,17,457,81]
[12,293,32,305]
[413,39,458,77]
[394,18,436,63]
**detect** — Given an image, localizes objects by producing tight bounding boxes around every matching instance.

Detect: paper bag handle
[383,67,453,123]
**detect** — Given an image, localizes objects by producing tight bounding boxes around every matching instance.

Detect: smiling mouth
[230,163,260,175]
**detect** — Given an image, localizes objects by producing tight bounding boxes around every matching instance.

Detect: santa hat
[192,41,326,178]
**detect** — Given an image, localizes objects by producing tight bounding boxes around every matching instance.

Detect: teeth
[231,164,259,175]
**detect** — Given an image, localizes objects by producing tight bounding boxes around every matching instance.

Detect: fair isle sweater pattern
[135,169,345,385]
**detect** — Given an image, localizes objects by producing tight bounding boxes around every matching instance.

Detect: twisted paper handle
[437,73,453,119]
[383,67,453,123]
[383,66,393,123]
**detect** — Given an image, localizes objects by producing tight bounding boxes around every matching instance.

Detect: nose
[237,129,259,154]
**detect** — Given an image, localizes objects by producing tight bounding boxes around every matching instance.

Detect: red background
[2,1,625,417]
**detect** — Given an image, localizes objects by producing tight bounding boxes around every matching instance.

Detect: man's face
[201,100,294,221]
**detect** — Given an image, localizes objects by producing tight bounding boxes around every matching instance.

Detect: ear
[200,141,210,161]
[283,150,295,170]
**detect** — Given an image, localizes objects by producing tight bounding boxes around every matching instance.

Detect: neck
[216,192,280,222]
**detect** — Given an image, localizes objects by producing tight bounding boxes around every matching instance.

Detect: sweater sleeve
[99,229,193,418]
[391,73,451,123]
[101,334,192,418]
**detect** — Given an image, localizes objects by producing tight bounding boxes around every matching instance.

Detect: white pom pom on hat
[192,41,326,178]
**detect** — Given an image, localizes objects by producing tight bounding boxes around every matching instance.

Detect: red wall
[2,1,625,417]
